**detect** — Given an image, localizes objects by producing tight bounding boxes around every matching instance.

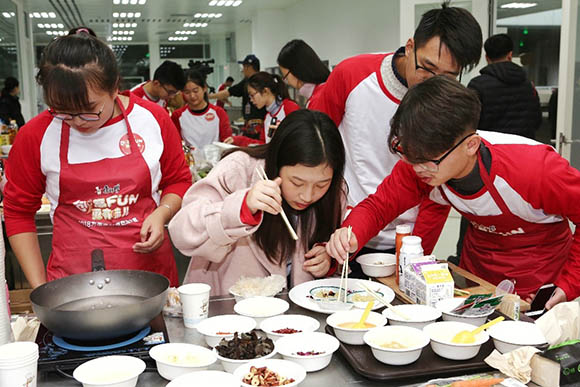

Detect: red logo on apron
[119,133,146,155]
[205,113,215,122]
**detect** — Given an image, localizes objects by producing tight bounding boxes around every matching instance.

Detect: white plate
[289,278,395,315]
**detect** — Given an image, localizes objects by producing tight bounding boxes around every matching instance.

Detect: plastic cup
[0,342,39,387]
[495,279,515,296]
[178,283,211,328]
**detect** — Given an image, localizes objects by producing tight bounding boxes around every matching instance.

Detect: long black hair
[36,33,120,112]
[247,72,290,102]
[185,69,209,102]
[277,39,330,85]
[225,109,345,263]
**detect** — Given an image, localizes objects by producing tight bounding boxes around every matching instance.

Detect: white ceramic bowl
[166,370,239,387]
[275,332,340,372]
[423,321,489,360]
[233,359,306,387]
[214,345,277,374]
[234,296,289,327]
[356,253,397,278]
[435,297,495,326]
[488,321,548,353]
[1,145,12,155]
[382,304,442,329]
[195,314,257,347]
[326,310,388,345]
[260,314,320,342]
[149,343,217,381]
[73,355,145,387]
[363,325,430,366]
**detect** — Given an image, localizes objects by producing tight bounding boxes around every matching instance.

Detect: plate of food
[289,278,395,315]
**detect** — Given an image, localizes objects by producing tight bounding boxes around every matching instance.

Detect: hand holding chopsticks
[254,165,298,241]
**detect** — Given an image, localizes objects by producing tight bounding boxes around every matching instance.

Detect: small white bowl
[73,355,145,387]
[423,321,489,360]
[275,332,340,372]
[214,345,277,373]
[166,370,239,387]
[233,359,306,387]
[356,253,397,278]
[436,297,495,326]
[149,343,217,381]
[326,310,388,345]
[234,296,289,327]
[363,325,430,366]
[488,321,548,353]
[347,291,385,311]
[309,286,354,312]
[382,304,442,329]
[196,314,257,347]
[260,314,320,342]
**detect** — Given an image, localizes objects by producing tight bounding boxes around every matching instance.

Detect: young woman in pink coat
[169,109,346,295]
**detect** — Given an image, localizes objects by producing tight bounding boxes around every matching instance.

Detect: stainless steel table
[38,294,499,387]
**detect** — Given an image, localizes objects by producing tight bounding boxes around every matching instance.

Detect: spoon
[353,301,374,329]
[451,316,505,344]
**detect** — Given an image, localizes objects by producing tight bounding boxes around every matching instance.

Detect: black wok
[30,250,169,341]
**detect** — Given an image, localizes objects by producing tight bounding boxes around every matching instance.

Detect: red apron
[440,153,571,299]
[47,97,178,286]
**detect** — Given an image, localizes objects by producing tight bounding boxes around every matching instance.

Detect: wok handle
[91,249,106,271]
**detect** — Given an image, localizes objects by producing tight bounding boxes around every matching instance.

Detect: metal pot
[30,249,169,340]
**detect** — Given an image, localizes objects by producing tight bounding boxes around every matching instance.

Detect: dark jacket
[0,91,25,127]
[468,61,541,139]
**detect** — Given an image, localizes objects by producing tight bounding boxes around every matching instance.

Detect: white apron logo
[470,220,525,236]
[73,193,140,221]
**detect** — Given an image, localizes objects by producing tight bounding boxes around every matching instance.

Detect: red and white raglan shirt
[304,83,326,109]
[263,99,299,143]
[171,103,232,150]
[130,81,167,110]
[3,93,192,237]
[309,52,449,252]
[344,131,580,300]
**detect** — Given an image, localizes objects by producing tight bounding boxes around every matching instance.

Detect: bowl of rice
[229,275,286,302]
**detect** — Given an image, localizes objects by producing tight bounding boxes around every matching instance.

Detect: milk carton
[404,260,454,307]
[403,255,436,301]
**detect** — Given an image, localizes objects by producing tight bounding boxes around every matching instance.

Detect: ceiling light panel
[209,0,241,6]
[500,2,537,8]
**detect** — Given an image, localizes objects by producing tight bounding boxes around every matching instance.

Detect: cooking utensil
[353,301,374,329]
[357,281,410,320]
[451,316,505,344]
[30,249,169,340]
[255,165,298,240]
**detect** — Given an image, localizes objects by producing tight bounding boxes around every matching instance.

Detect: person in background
[468,33,542,139]
[309,3,482,278]
[209,54,266,141]
[169,110,346,296]
[3,33,191,288]
[130,60,186,111]
[277,39,330,108]
[234,72,299,146]
[0,77,25,127]
[216,76,234,109]
[326,76,580,310]
[171,70,233,149]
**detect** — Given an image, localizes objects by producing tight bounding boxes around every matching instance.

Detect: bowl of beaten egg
[149,343,217,380]
[326,310,387,345]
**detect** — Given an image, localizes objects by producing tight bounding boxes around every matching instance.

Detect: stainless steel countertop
[37,295,500,387]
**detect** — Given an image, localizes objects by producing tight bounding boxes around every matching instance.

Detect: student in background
[0,77,25,127]
[169,110,346,296]
[130,60,186,110]
[277,39,330,108]
[171,70,233,149]
[216,76,234,109]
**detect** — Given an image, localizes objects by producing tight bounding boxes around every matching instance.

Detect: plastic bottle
[395,224,412,285]
[398,235,423,291]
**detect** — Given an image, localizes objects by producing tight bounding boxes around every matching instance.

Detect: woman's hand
[326,227,358,265]
[245,177,282,215]
[304,244,331,277]
[133,208,166,253]
[223,136,234,144]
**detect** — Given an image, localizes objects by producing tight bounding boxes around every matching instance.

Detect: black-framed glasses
[49,102,106,122]
[414,45,462,83]
[282,70,290,81]
[161,84,178,97]
[391,132,476,172]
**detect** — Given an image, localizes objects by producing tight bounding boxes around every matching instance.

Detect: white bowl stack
[0,342,39,387]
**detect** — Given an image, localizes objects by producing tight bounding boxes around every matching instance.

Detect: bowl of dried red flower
[275,332,340,372]
[259,314,320,342]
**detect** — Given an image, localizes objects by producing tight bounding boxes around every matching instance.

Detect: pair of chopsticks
[357,280,411,321]
[337,226,352,304]
[255,165,298,241]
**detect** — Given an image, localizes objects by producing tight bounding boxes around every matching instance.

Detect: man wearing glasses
[309,3,483,278]
[326,76,580,311]
[130,60,185,111]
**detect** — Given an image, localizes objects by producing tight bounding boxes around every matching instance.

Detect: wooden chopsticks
[357,280,411,320]
[338,226,352,304]
[255,165,299,241]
